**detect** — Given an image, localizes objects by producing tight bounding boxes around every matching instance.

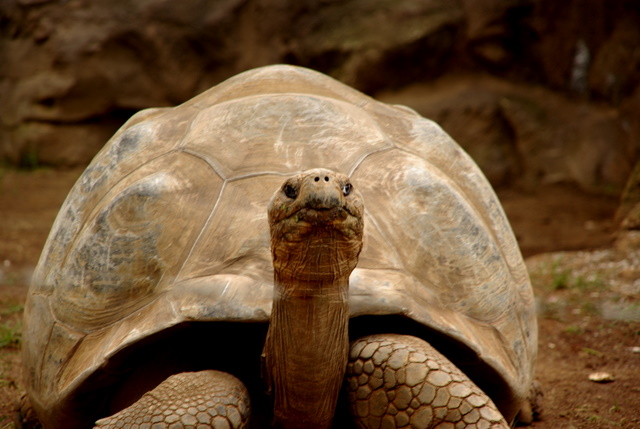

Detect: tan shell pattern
[22,65,537,427]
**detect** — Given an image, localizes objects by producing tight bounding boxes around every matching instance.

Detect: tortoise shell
[22,65,536,428]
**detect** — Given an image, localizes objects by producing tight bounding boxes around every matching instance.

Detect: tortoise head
[267,168,364,282]
[264,168,364,428]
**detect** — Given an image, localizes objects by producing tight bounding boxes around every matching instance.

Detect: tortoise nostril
[324,176,329,182]
[314,177,320,182]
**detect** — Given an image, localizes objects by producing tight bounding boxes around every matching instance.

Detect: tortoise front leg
[347,334,509,429]
[94,370,250,429]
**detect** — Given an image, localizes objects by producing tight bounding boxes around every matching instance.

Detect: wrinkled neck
[263,243,352,429]
[271,229,359,284]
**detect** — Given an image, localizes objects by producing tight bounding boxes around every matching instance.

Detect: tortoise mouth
[280,204,362,235]
[273,205,362,246]
[295,206,349,224]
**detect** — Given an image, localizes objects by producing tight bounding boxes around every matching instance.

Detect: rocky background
[2,0,640,199]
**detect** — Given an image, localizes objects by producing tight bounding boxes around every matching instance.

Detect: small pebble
[588,372,615,383]
[629,346,640,354]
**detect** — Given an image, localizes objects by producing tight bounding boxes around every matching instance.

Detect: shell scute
[182,94,391,179]
[175,176,277,283]
[50,153,222,332]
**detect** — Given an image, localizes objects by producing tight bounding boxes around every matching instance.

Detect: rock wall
[1,0,639,194]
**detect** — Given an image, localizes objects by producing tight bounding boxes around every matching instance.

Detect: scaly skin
[347,334,509,429]
[94,371,250,429]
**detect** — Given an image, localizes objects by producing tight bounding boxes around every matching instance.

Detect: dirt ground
[0,167,638,429]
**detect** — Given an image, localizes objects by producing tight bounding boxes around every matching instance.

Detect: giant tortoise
[22,65,538,429]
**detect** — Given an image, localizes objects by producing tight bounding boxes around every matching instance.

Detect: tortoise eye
[342,182,352,196]
[283,183,298,199]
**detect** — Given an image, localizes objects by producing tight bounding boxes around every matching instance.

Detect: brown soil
[0,168,638,428]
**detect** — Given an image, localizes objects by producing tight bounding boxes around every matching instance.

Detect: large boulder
[0,0,250,166]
